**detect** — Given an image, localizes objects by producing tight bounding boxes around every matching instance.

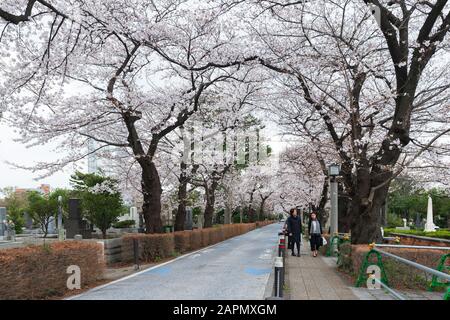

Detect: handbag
[322,237,327,246]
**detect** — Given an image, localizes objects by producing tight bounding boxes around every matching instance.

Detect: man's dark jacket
[286,215,302,242]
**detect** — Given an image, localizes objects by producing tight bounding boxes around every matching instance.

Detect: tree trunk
[204,192,215,228]
[224,186,233,224]
[317,178,329,227]
[258,199,266,221]
[141,161,163,233]
[350,184,389,244]
[204,181,218,228]
[338,193,351,233]
[174,162,188,231]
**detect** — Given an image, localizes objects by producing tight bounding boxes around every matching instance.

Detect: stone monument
[424,195,438,232]
[23,212,33,229]
[184,208,193,230]
[0,207,6,237]
[47,216,56,234]
[197,214,204,230]
[66,199,92,239]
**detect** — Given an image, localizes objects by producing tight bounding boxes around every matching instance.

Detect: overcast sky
[0,120,288,193]
[0,123,75,190]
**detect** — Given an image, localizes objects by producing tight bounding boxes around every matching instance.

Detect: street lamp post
[57,195,65,241]
[328,163,340,236]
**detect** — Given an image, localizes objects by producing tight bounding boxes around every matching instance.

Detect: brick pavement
[285,240,444,300]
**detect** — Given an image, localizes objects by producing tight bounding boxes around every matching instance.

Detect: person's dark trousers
[310,234,321,251]
[292,241,300,255]
[287,235,293,250]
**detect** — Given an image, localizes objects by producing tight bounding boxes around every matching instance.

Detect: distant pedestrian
[283,211,292,250]
[308,212,323,257]
[286,208,302,257]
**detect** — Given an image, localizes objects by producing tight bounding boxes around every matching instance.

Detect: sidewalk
[286,240,358,300]
[285,239,445,300]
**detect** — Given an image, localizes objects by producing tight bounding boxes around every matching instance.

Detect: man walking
[286,208,302,257]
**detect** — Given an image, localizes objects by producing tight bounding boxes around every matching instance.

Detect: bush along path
[69,222,279,300]
[0,221,275,300]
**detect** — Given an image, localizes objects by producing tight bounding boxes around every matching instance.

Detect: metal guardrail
[374,248,450,283]
[357,244,450,300]
[375,244,450,251]
[373,278,407,300]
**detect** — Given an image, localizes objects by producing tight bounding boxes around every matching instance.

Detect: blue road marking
[244,267,271,276]
[146,266,172,275]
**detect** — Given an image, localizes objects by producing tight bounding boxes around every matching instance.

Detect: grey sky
[0,120,288,192]
[0,123,73,190]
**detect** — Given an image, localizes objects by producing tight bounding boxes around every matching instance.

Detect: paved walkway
[69,223,280,300]
[286,240,358,300]
[286,239,444,300]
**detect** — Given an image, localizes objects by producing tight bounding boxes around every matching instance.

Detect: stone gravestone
[184,208,193,230]
[47,216,56,234]
[138,211,145,233]
[396,218,410,230]
[197,214,204,230]
[0,207,6,237]
[415,212,421,229]
[130,207,139,228]
[66,199,92,239]
[23,212,33,229]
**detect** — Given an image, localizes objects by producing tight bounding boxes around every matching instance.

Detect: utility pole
[328,164,340,236]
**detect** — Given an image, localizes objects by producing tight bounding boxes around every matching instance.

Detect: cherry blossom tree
[247,0,450,243]
[0,0,259,233]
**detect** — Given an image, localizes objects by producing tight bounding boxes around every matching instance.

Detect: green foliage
[386,212,404,228]
[112,220,135,228]
[25,188,71,236]
[71,171,124,238]
[191,206,202,223]
[1,187,28,234]
[388,178,450,228]
[384,228,450,240]
[27,191,54,236]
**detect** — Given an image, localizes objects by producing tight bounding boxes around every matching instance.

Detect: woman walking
[308,212,323,257]
[287,208,302,257]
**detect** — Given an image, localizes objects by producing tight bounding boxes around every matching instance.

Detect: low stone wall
[96,238,123,265]
[390,233,450,248]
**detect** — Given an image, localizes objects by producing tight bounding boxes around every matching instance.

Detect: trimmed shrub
[122,223,261,264]
[256,220,275,228]
[113,220,135,228]
[190,230,203,250]
[174,231,191,253]
[122,233,175,262]
[210,227,225,244]
[384,228,450,240]
[201,228,212,247]
[0,241,105,300]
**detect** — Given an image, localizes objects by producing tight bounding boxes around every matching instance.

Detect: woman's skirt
[310,234,322,251]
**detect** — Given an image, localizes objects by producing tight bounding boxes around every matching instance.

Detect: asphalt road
[70,223,281,300]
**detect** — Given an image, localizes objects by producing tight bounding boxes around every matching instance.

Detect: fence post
[429,253,450,292]
[278,232,286,256]
[274,256,284,298]
[133,238,140,270]
[355,247,388,288]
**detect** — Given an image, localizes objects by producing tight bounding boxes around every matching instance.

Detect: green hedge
[384,228,450,240]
